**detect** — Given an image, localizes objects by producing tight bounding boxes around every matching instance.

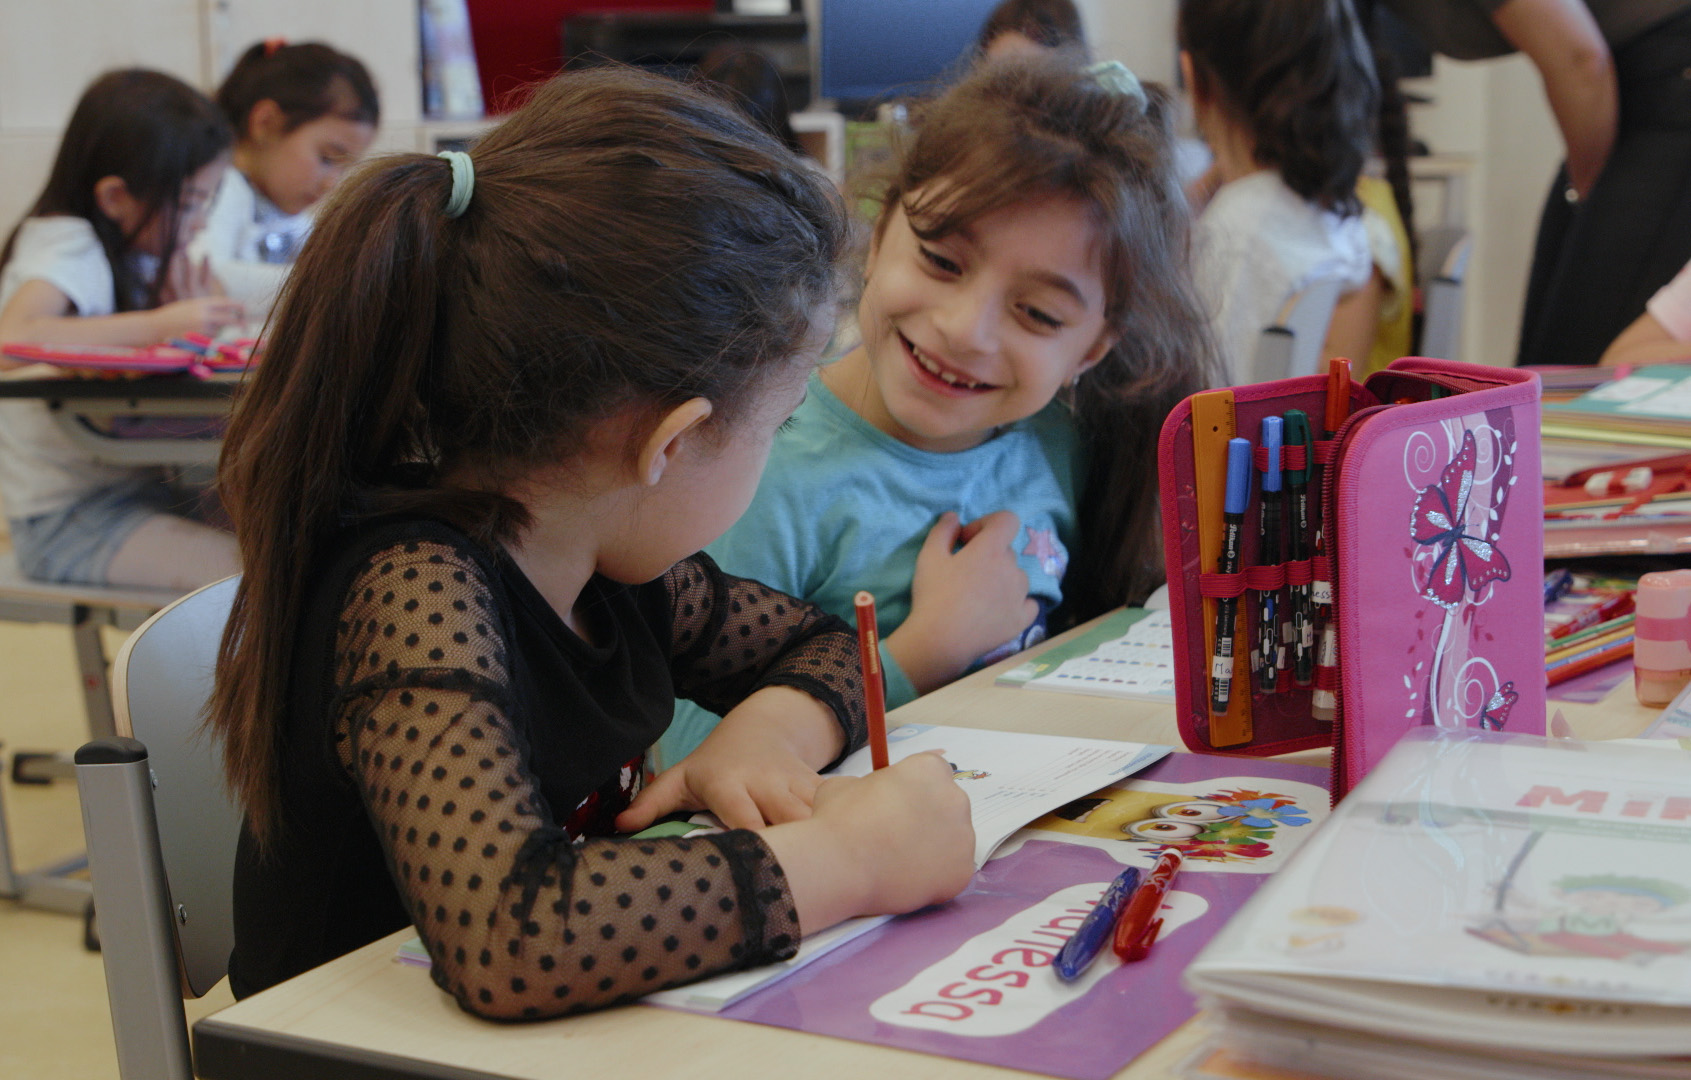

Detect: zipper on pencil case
[1318,403,1392,799]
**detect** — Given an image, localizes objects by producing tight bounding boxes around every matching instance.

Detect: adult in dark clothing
[1383,0,1691,366]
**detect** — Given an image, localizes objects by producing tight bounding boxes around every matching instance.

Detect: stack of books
[1539,367,1691,556]
[1181,728,1691,1080]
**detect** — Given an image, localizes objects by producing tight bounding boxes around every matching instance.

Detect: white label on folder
[1211,655,1234,681]
[868,882,1208,1036]
[1311,582,1333,605]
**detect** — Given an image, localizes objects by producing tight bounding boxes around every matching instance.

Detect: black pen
[1210,438,1252,714]
[1257,417,1283,693]
[1283,410,1315,685]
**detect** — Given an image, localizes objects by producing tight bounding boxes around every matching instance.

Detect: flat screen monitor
[814,0,1001,112]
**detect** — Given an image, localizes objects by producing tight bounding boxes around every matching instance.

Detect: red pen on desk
[854,591,890,770]
[1112,846,1184,961]
[1547,591,1634,642]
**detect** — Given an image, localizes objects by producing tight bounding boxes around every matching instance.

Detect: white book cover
[1186,728,1691,1059]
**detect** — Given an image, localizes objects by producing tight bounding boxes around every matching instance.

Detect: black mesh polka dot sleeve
[331,541,801,1020]
[663,553,868,763]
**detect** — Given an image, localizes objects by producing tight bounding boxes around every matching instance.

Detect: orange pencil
[854,591,889,770]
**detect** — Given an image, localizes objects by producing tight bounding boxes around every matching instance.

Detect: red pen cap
[1324,357,1352,434]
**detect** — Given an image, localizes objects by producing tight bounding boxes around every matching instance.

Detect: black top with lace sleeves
[227,519,865,1019]
[663,555,867,763]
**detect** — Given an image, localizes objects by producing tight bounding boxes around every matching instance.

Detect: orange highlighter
[1112,847,1184,961]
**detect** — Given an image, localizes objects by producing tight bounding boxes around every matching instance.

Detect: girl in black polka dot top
[208,67,975,1020]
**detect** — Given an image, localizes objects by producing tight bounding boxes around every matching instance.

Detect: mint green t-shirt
[657,371,1083,768]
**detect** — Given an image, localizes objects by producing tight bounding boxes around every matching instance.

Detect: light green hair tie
[1085,60,1146,108]
[437,150,475,219]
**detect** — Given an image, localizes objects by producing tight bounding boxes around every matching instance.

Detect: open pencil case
[1157,357,1545,798]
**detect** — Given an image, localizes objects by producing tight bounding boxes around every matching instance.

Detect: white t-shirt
[0,216,149,519]
[188,167,308,318]
[1646,259,1691,341]
[1193,170,1372,382]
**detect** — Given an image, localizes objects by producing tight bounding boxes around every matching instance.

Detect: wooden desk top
[190,615,1662,1080]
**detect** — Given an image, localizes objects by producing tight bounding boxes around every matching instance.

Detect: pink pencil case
[1157,357,1545,798]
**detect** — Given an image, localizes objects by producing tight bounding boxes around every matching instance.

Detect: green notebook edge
[993,605,1154,688]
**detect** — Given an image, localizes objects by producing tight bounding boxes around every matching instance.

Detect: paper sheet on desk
[644,725,1168,1011]
[1020,609,1176,701]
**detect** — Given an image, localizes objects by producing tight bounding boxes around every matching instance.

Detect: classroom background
[0,0,1557,375]
[0,0,1573,1076]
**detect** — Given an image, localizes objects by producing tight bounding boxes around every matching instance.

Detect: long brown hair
[0,69,230,311]
[212,65,848,845]
[1179,0,1379,216]
[862,54,1218,621]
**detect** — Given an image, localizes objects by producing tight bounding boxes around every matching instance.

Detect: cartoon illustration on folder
[1014,777,1324,870]
[1465,832,1691,964]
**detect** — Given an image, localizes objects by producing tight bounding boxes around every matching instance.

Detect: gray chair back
[76,576,241,1080]
[1250,277,1343,383]
[1417,225,1473,362]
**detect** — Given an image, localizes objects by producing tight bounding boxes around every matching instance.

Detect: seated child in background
[695,43,802,154]
[1180,0,1379,381]
[209,65,973,1018]
[0,69,243,589]
[660,54,1218,767]
[1600,254,1691,367]
[191,39,378,318]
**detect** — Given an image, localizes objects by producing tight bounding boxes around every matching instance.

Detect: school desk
[186,612,1654,1080]
[0,371,235,467]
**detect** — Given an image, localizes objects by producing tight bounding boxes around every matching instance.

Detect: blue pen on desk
[1210,438,1252,715]
[1256,417,1284,692]
[1543,567,1575,606]
[1053,864,1141,981]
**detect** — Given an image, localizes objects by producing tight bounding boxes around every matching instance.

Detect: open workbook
[1183,728,1691,1080]
[400,725,1169,1012]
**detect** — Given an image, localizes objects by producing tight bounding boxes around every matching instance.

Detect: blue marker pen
[1257,417,1283,693]
[1210,438,1252,714]
[1053,865,1141,981]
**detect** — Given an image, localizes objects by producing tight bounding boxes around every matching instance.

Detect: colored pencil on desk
[1544,613,1635,655]
[1545,625,1634,665]
[1545,636,1634,686]
[854,591,889,770]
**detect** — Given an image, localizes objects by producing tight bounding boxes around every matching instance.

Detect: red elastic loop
[1314,665,1341,691]
[1244,563,1286,590]
[1197,570,1249,599]
[1251,443,1310,472]
[1311,554,1334,581]
[1313,438,1338,465]
[1284,558,1314,586]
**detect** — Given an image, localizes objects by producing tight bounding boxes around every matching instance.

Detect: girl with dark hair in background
[210,65,973,1018]
[0,69,242,588]
[977,0,1087,60]
[1181,0,1381,380]
[192,39,379,316]
[696,43,802,154]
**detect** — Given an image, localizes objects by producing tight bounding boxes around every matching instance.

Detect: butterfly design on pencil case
[1479,681,1518,731]
[1410,429,1512,609]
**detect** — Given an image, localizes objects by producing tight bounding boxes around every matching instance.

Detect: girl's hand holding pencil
[771,751,975,925]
